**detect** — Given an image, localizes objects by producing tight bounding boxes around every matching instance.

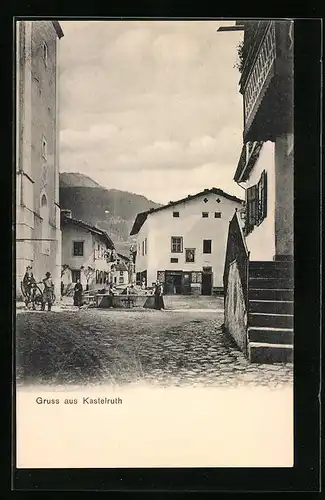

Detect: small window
[171,236,183,253]
[202,212,209,218]
[42,41,48,66]
[119,276,124,284]
[120,271,124,276]
[203,239,212,254]
[185,249,195,263]
[173,211,180,217]
[41,136,47,160]
[114,276,117,284]
[214,212,222,218]
[73,241,84,257]
[170,257,178,263]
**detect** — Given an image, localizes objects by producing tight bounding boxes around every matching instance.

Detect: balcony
[240,21,293,142]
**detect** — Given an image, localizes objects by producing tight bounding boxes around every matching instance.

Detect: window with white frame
[185,248,195,263]
[203,239,212,254]
[73,241,84,257]
[171,236,183,253]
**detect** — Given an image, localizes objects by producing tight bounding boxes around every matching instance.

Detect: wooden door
[202,273,212,295]
[182,272,191,295]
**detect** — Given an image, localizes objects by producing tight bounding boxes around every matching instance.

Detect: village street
[16,297,293,388]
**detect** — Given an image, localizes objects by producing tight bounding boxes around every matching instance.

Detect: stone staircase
[247,259,294,363]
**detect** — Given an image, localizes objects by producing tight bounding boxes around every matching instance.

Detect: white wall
[243,141,276,261]
[135,191,243,288]
[135,219,149,275]
[61,224,110,278]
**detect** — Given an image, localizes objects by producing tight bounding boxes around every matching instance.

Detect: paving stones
[16,308,294,388]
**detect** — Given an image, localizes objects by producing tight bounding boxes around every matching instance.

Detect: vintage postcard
[15,19,294,469]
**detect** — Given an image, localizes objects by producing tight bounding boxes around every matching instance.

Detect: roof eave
[234,142,264,184]
[61,216,114,249]
[130,189,244,233]
[52,21,64,39]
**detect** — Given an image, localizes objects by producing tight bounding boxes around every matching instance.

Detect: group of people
[22,267,165,311]
[22,267,55,311]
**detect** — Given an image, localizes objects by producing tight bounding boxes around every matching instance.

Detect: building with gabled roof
[130,187,244,295]
[60,212,115,291]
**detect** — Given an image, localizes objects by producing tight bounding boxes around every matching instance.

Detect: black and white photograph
[15,18,294,468]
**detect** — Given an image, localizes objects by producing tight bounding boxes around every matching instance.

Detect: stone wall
[224,260,248,352]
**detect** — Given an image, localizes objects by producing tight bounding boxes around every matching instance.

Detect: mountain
[60,172,102,188]
[59,173,161,254]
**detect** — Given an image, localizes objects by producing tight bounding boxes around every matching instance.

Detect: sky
[59,20,244,204]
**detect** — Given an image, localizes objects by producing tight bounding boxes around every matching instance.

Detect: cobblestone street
[16,308,293,388]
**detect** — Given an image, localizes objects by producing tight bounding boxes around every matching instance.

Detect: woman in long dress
[73,279,83,307]
[154,280,164,310]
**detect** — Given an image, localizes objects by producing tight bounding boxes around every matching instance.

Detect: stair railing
[223,209,250,312]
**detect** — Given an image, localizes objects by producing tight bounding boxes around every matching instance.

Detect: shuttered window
[246,185,258,233]
[245,170,268,234]
[261,170,267,220]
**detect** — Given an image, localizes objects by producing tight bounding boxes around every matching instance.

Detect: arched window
[40,193,50,255]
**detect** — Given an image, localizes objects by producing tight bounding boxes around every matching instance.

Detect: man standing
[42,272,54,311]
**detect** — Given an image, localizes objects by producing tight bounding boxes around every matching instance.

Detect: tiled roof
[61,215,115,249]
[114,262,128,271]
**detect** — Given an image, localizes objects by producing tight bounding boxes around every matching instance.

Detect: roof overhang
[217,26,244,32]
[61,216,114,249]
[52,21,64,39]
[234,141,264,183]
[130,211,150,236]
[130,188,244,236]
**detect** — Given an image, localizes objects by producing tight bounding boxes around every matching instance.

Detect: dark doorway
[182,272,191,295]
[165,271,182,294]
[71,270,81,283]
[202,273,212,295]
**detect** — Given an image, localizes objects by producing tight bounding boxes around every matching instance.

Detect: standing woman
[73,279,83,307]
[154,280,165,310]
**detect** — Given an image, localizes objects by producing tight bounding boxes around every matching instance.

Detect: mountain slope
[60,172,102,188]
[59,173,161,252]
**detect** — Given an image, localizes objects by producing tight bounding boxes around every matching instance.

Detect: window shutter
[262,170,267,219]
[257,176,263,223]
[246,185,258,229]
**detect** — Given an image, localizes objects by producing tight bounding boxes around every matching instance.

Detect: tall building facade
[16,20,64,298]
[130,188,244,294]
[220,20,294,363]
